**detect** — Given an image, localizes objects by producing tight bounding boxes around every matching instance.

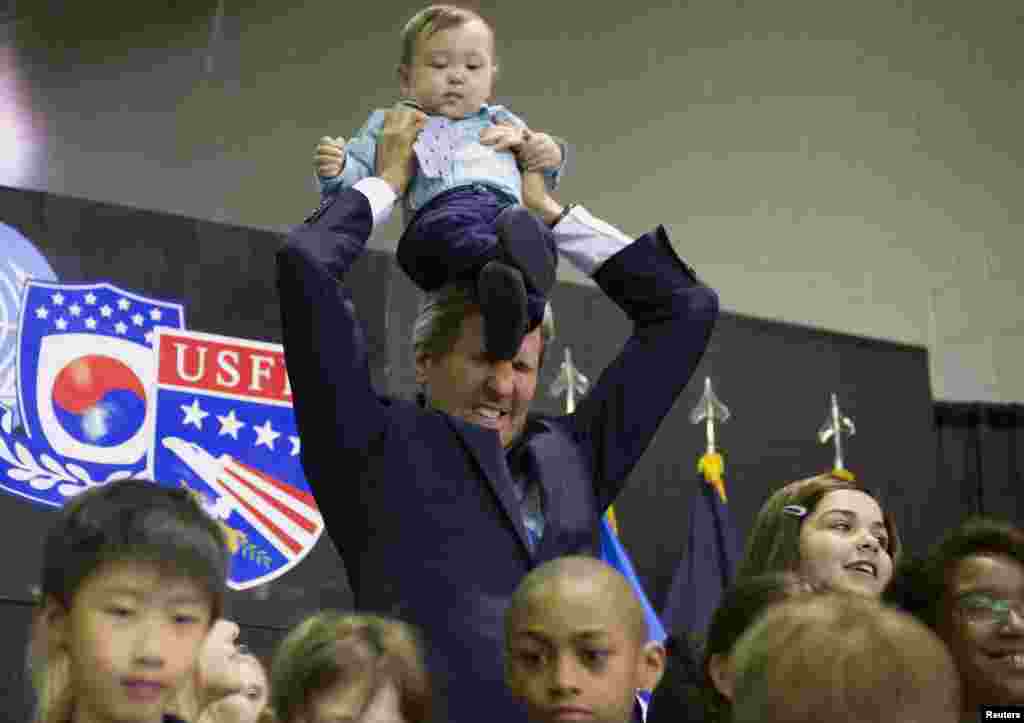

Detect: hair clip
[783,504,808,518]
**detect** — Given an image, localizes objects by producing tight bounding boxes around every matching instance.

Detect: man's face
[939,553,1024,710]
[399,19,497,120]
[416,310,541,449]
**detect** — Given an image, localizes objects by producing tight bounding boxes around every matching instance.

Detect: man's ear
[636,641,666,692]
[397,64,411,98]
[707,652,735,701]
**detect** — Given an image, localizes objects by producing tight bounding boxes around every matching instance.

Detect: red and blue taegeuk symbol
[51,355,147,447]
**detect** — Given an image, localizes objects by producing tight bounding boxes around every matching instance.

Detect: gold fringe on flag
[698,451,728,503]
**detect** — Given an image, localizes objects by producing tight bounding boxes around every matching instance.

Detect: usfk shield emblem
[148,327,323,590]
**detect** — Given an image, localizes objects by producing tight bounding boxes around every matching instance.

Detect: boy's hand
[518,131,561,172]
[314,136,346,178]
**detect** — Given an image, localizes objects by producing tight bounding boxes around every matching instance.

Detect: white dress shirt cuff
[552,205,633,277]
[354,177,399,229]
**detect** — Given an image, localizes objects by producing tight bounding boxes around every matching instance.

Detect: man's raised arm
[276,105,425,485]
[522,171,719,510]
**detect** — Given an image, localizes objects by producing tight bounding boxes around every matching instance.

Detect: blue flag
[600,515,667,643]
[661,458,741,643]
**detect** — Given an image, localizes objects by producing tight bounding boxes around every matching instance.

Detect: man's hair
[40,477,229,617]
[885,516,1024,631]
[731,594,960,723]
[736,473,902,583]
[271,611,431,723]
[412,282,555,366]
[399,5,495,67]
[699,573,813,722]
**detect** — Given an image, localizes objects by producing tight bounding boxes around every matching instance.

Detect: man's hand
[521,170,564,227]
[376,103,427,196]
[314,136,346,178]
[518,131,561,173]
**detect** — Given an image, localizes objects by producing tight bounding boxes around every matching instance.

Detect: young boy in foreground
[505,556,666,723]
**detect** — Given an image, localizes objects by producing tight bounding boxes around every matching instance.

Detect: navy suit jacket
[277,187,718,723]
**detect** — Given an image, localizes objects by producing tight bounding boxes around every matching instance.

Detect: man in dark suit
[277,105,719,723]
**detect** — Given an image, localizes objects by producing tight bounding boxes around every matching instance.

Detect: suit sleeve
[566,227,719,511]
[276,188,388,498]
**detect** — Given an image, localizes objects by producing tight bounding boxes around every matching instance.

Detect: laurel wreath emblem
[0,406,135,498]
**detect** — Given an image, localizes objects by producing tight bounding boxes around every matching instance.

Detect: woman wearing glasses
[886,517,1024,718]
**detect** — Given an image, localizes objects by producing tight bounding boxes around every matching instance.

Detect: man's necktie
[507,439,546,551]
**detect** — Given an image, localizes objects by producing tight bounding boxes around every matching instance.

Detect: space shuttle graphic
[161,437,323,561]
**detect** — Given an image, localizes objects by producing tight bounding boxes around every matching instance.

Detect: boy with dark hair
[30,478,230,723]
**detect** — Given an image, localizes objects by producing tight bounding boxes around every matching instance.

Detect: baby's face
[505,579,646,723]
[400,19,496,119]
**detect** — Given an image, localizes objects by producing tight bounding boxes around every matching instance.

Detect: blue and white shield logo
[148,327,322,590]
[0,222,59,428]
[0,282,184,506]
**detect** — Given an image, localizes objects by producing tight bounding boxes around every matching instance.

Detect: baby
[315,4,567,359]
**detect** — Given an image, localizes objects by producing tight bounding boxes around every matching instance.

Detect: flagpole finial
[549,346,590,414]
[690,378,731,499]
[817,393,855,473]
[690,377,730,454]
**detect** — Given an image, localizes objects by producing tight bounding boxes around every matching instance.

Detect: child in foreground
[315,4,567,359]
[504,556,666,723]
[29,478,230,723]
[730,593,960,723]
[270,611,431,723]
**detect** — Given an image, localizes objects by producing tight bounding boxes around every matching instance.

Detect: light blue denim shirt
[320,104,567,220]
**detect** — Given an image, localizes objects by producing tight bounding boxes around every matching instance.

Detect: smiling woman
[736,473,903,598]
[886,517,1024,714]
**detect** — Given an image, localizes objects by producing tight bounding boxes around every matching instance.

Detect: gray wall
[3,0,1022,401]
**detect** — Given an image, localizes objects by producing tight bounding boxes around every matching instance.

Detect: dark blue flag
[661,453,741,644]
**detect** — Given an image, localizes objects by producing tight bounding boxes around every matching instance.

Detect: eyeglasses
[956,593,1024,627]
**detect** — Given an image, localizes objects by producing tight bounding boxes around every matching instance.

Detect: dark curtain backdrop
[935,402,1024,526]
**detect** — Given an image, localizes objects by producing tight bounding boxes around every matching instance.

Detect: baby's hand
[518,131,561,173]
[314,136,346,178]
